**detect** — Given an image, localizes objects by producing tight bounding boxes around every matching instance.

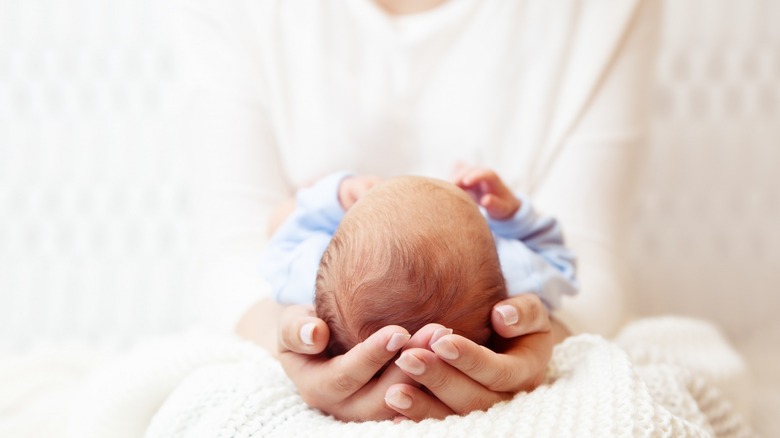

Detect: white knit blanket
[0,317,755,437]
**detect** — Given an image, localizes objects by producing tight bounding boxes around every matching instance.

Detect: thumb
[278,305,331,355]
[491,295,551,338]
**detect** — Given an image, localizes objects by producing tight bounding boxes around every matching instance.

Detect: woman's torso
[251,0,579,191]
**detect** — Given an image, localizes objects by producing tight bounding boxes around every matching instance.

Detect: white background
[1,0,779,433]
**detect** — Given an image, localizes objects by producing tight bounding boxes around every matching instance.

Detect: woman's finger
[355,178,378,199]
[480,193,513,217]
[277,304,330,355]
[337,358,419,421]
[384,383,455,421]
[322,325,410,398]
[491,294,551,339]
[278,324,409,410]
[406,322,449,349]
[429,333,548,393]
[334,324,445,420]
[394,347,510,415]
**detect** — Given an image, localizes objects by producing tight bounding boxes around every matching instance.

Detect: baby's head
[315,176,507,356]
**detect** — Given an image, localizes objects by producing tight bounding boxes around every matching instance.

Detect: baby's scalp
[315,176,507,356]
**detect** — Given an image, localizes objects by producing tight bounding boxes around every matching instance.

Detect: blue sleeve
[487,194,578,310]
[259,171,351,305]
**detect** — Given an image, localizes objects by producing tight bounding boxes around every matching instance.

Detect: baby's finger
[324,325,411,398]
[461,167,499,188]
[346,188,360,207]
[491,294,551,339]
[451,162,474,186]
[482,194,520,220]
[480,193,506,211]
[384,383,455,421]
[429,333,544,393]
[339,182,358,210]
[395,348,510,415]
[355,177,380,199]
[277,305,330,355]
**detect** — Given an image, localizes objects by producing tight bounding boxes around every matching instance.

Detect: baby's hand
[338,175,382,210]
[451,163,520,220]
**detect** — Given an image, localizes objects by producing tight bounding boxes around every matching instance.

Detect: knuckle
[525,293,543,309]
[422,402,446,420]
[461,395,492,414]
[298,388,330,411]
[362,352,390,371]
[368,404,396,421]
[525,369,547,391]
[298,392,319,409]
[424,368,452,391]
[280,324,298,351]
[517,295,545,331]
[485,366,520,392]
[459,346,490,376]
[341,403,390,422]
[524,301,540,326]
[330,412,350,422]
[330,370,361,395]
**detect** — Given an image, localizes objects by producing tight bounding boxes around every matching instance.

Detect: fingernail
[300,323,316,346]
[395,352,426,376]
[385,389,413,410]
[386,333,411,352]
[429,328,453,347]
[431,338,459,360]
[496,305,519,326]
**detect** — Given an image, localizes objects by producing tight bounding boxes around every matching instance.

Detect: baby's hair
[315,177,507,356]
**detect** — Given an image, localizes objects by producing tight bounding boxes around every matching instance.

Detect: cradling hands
[277,304,439,422]
[385,294,556,421]
[276,294,560,422]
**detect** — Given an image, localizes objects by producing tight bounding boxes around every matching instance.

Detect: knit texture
[139,317,752,438]
[0,317,755,437]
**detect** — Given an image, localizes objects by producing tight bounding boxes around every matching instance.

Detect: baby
[315,175,508,355]
[260,168,577,356]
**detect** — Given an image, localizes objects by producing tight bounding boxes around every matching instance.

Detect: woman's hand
[384,294,566,420]
[276,304,444,422]
[242,294,567,422]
